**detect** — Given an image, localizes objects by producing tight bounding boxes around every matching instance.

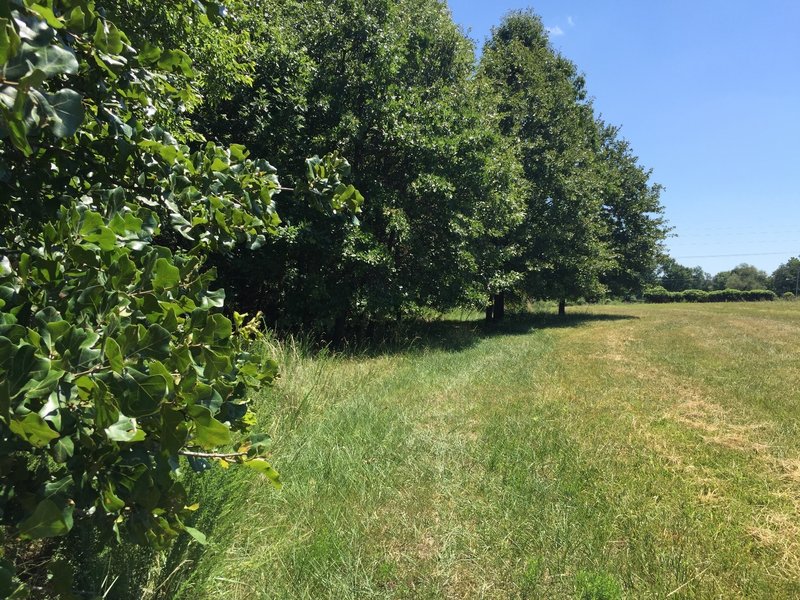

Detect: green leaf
[229,144,248,161]
[1,106,32,155]
[104,415,146,442]
[2,42,78,80]
[140,324,171,359]
[200,288,225,309]
[20,66,47,91]
[93,381,119,430]
[160,406,188,454]
[44,475,73,499]
[148,360,174,394]
[66,6,88,32]
[201,347,231,378]
[45,88,84,137]
[52,436,74,462]
[0,18,21,65]
[17,367,64,400]
[9,413,59,448]
[183,525,207,545]
[18,499,73,539]
[80,211,117,250]
[138,42,162,64]
[242,458,282,489]
[152,258,180,292]
[157,49,193,76]
[117,368,168,417]
[44,319,71,350]
[101,483,125,512]
[30,5,64,29]
[104,337,123,373]
[187,405,231,449]
[93,19,124,55]
[200,313,232,345]
[210,157,228,172]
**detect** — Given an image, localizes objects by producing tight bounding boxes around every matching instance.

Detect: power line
[673,251,795,259]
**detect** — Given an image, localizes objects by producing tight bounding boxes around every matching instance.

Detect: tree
[596,122,667,297]
[480,10,613,316]
[195,0,519,333]
[711,263,769,291]
[0,1,357,595]
[656,258,711,291]
[771,257,800,295]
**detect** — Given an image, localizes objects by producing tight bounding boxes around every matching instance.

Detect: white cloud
[546,25,565,36]
[567,16,575,27]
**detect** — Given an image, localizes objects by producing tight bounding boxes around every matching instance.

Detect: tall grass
[98,303,800,599]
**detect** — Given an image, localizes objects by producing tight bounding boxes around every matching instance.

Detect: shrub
[644,287,775,304]
[0,2,359,595]
[744,289,777,301]
[681,289,709,303]
[643,286,677,303]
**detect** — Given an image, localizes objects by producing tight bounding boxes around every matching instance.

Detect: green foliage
[479,11,663,309]
[1,0,669,592]
[198,0,527,332]
[643,286,776,303]
[0,0,357,594]
[682,288,709,303]
[711,263,770,291]
[770,257,800,295]
[596,123,667,296]
[655,257,711,292]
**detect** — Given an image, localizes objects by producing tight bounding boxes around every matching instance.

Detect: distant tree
[656,258,710,291]
[770,257,800,295]
[711,263,769,291]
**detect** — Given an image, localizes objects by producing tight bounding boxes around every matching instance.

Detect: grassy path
[144,303,800,599]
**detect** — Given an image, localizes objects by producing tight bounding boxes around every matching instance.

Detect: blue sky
[446,0,800,276]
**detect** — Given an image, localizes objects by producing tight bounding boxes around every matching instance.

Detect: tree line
[179,0,668,331]
[653,257,800,296]
[0,0,666,595]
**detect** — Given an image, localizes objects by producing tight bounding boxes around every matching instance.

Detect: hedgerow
[643,287,776,303]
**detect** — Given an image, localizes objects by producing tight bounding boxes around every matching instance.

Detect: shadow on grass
[113,309,641,599]
[342,310,639,358]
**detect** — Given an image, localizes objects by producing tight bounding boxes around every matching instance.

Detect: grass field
[130,302,800,599]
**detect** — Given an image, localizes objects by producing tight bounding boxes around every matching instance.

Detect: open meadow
[5,4,800,599]
[112,301,800,599]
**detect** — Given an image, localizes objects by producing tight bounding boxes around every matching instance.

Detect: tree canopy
[771,257,800,296]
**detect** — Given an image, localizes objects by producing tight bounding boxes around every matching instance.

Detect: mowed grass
[140,302,800,599]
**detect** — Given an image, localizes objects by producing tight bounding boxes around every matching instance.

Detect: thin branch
[179,450,247,460]
[72,364,110,378]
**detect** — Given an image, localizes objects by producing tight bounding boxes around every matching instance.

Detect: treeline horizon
[652,256,800,296]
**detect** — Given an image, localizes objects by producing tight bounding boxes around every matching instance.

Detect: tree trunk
[493,291,505,321]
[332,313,347,347]
[485,295,494,322]
[558,298,566,316]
